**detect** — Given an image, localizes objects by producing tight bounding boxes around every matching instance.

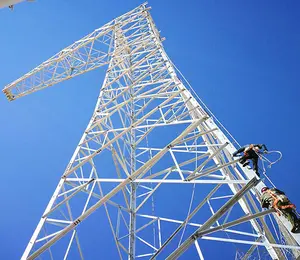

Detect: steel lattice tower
[3,3,300,260]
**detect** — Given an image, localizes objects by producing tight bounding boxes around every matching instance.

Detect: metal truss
[3,3,300,260]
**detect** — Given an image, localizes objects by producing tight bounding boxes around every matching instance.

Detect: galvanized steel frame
[3,3,300,260]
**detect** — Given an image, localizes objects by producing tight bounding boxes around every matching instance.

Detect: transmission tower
[3,3,300,259]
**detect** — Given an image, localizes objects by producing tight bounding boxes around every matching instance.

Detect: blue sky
[0,0,299,259]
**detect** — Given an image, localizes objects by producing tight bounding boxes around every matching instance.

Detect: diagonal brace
[196,208,275,238]
[185,142,229,181]
[166,177,260,260]
[150,184,222,259]
[26,119,203,260]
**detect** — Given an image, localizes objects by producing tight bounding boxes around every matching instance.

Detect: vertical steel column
[129,183,137,260]
[4,4,300,259]
[128,91,137,259]
[128,32,136,260]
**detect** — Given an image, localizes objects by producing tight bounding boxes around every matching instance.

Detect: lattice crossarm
[2,3,149,101]
[2,25,115,101]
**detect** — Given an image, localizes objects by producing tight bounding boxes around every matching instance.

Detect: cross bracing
[3,3,300,260]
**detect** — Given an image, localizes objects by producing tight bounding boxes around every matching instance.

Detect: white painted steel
[3,3,299,260]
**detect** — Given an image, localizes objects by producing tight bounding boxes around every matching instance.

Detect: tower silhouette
[3,3,300,259]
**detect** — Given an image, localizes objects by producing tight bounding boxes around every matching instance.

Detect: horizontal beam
[26,120,202,260]
[65,178,248,185]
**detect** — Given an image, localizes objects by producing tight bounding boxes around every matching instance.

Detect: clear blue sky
[0,0,299,259]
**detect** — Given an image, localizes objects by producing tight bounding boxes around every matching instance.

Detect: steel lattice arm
[4,2,300,259]
[3,25,114,101]
[2,3,148,101]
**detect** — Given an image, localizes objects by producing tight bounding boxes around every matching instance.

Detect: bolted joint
[191,234,198,241]
[73,218,81,226]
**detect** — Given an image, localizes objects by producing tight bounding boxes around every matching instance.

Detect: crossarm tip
[2,88,15,101]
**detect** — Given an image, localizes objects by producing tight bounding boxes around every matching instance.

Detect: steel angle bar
[201,236,300,251]
[135,218,157,234]
[66,178,248,185]
[35,229,64,243]
[136,236,157,251]
[194,240,205,260]
[137,147,207,154]
[169,149,184,180]
[136,253,155,258]
[210,195,234,201]
[135,101,189,146]
[187,158,240,181]
[65,89,185,177]
[143,155,208,180]
[98,182,124,259]
[186,142,229,181]
[65,181,130,213]
[58,182,90,198]
[150,184,222,259]
[196,208,275,238]
[43,178,95,218]
[63,230,76,260]
[166,177,260,260]
[178,127,217,145]
[105,47,160,87]
[135,170,172,212]
[241,236,263,260]
[26,120,202,260]
[74,232,84,260]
